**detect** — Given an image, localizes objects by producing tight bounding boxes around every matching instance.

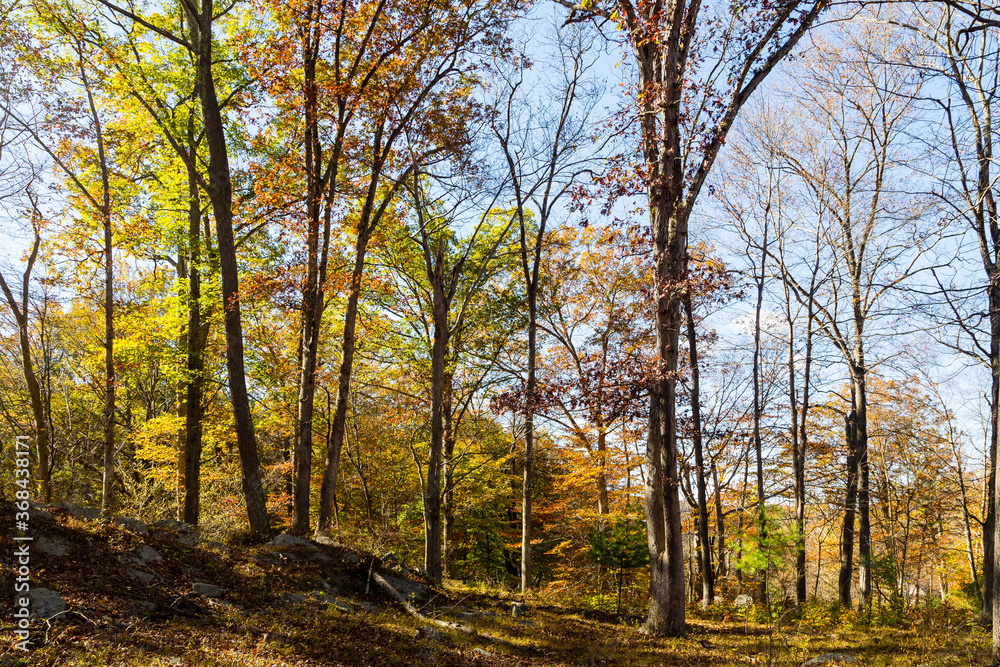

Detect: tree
[492,19,608,591]
[553,0,827,634]
[310,0,523,536]
[896,2,1000,632]
[89,0,272,533]
[757,23,932,607]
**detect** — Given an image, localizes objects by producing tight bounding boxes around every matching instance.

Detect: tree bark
[182,158,208,526]
[684,293,713,608]
[751,221,769,605]
[839,408,858,607]
[190,0,270,535]
[0,227,49,501]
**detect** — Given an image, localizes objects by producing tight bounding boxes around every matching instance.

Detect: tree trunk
[751,223,769,606]
[182,161,208,526]
[0,231,49,501]
[423,244,449,585]
[794,298,814,604]
[443,368,455,579]
[986,289,999,624]
[191,0,270,535]
[839,408,858,607]
[684,293,713,608]
[316,242,368,533]
[854,366,871,609]
[713,462,726,579]
[644,195,687,634]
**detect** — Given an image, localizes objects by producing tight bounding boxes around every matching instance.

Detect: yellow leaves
[134,414,183,484]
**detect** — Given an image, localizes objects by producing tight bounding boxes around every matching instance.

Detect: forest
[2,0,1000,663]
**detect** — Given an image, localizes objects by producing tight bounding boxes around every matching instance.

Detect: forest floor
[0,501,988,666]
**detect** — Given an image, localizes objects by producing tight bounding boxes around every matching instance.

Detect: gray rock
[481,611,499,619]
[28,502,54,522]
[380,574,431,603]
[29,588,66,619]
[172,533,198,546]
[35,534,74,557]
[280,592,307,605]
[312,534,342,547]
[252,552,283,565]
[511,602,528,617]
[310,552,334,563]
[207,598,243,611]
[515,619,535,626]
[113,517,149,537]
[133,545,163,564]
[343,552,361,564]
[455,611,481,621]
[802,655,858,666]
[734,593,754,607]
[151,519,195,533]
[191,582,223,598]
[202,540,229,555]
[415,626,444,643]
[263,632,292,648]
[358,602,379,614]
[50,502,100,520]
[472,648,493,657]
[307,592,353,613]
[268,533,317,550]
[129,569,156,585]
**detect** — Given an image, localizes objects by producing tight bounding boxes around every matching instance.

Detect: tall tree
[554,0,827,634]
[493,21,607,591]
[310,0,522,535]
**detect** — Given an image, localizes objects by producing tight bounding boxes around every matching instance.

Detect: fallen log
[371,571,476,634]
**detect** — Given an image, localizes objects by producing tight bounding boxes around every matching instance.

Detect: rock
[268,533,317,550]
[307,592,353,613]
[207,598,243,611]
[172,533,198,546]
[802,654,858,666]
[358,602,379,614]
[28,501,54,522]
[151,519,196,534]
[380,574,431,603]
[511,602,528,617]
[472,648,493,657]
[164,659,182,666]
[415,626,444,643]
[481,611,499,619]
[734,593,754,607]
[35,534,74,557]
[252,552,283,565]
[313,534,342,547]
[29,588,66,619]
[133,545,163,564]
[281,592,307,605]
[455,611,481,622]
[113,517,149,537]
[202,540,229,555]
[151,520,197,544]
[343,552,361,564]
[50,502,101,520]
[263,632,292,648]
[128,569,156,585]
[136,601,159,613]
[191,582,223,598]
[310,552,334,563]
[515,619,535,626]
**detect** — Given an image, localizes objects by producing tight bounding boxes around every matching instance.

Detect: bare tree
[553,0,828,633]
